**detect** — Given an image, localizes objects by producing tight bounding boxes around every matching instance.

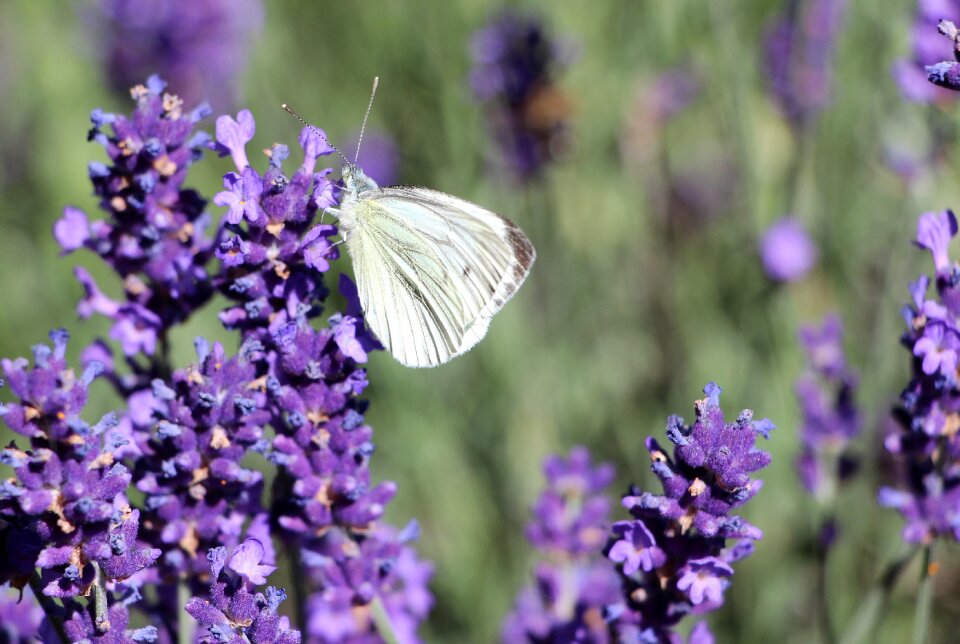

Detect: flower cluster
[91,0,262,109]
[606,384,773,642]
[795,315,861,499]
[211,109,340,346]
[880,210,960,543]
[208,108,433,639]
[895,4,960,99]
[54,75,214,360]
[763,0,850,127]
[186,539,300,643]
[502,447,623,642]
[924,19,960,93]
[469,8,573,181]
[0,330,160,640]
[132,339,270,582]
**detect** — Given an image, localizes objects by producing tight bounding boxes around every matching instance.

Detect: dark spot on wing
[463,265,472,278]
[506,224,536,283]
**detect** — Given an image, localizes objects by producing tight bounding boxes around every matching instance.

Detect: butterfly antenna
[354,76,380,163]
[280,103,351,166]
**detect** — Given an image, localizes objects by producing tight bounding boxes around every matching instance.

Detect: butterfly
[284,80,536,368]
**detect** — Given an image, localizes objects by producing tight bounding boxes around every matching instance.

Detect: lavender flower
[895,3,960,101]
[606,384,773,642]
[59,599,159,643]
[185,539,300,643]
[343,128,400,186]
[91,0,263,109]
[208,108,433,638]
[0,330,160,599]
[54,75,215,359]
[0,586,43,642]
[759,217,818,282]
[880,209,960,543]
[132,339,269,580]
[795,315,861,498]
[763,0,850,126]
[502,447,624,643]
[469,8,573,181]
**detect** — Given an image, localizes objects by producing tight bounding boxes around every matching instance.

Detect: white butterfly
[285,81,536,367]
[328,163,536,368]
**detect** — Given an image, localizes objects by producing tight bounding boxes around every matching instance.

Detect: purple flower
[504,447,623,642]
[0,331,159,600]
[214,169,265,224]
[759,217,818,282]
[186,541,300,643]
[883,210,960,544]
[64,76,216,358]
[0,586,43,641]
[676,558,734,606]
[607,384,772,640]
[469,8,574,181]
[53,206,90,253]
[229,539,276,585]
[897,8,960,102]
[915,210,958,275]
[608,520,666,575]
[795,315,861,496]
[61,600,158,643]
[215,110,256,169]
[913,322,959,375]
[343,128,400,186]
[90,0,262,109]
[763,0,850,125]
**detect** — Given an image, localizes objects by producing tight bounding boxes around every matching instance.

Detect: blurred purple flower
[882,209,960,543]
[759,217,818,282]
[795,315,861,497]
[343,128,400,186]
[469,8,574,181]
[0,586,43,642]
[55,75,215,359]
[896,5,960,101]
[763,0,850,125]
[90,0,262,110]
[503,447,624,642]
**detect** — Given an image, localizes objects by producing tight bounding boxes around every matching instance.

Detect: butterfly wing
[345,186,535,367]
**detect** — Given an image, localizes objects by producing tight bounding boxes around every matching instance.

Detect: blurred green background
[1,0,959,642]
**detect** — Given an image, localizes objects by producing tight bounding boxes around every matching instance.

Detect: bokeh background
[1,0,959,642]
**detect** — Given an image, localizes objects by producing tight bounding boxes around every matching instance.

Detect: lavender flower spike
[186,540,300,643]
[607,384,773,642]
[795,315,861,498]
[503,447,624,642]
[882,209,960,544]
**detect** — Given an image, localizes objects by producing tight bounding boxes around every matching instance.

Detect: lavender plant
[469,8,573,182]
[0,76,432,643]
[506,386,773,643]
[880,209,960,544]
[898,2,960,99]
[795,315,861,502]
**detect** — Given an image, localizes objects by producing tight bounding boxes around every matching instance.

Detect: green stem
[815,520,837,644]
[912,545,934,644]
[91,562,109,633]
[178,578,193,644]
[284,540,307,634]
[838,546,919,644]
[370,595,401,644]
[28,570,68,644]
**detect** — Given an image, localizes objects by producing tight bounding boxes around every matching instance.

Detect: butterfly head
[341,163,380,200]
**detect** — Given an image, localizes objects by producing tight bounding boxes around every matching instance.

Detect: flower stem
[284,539,307,634]
[838,546,918,644]
[815,522,837,644]
[912,545,934,644]
[178,578,193,644]
[28,570,68,643]
[370,595,400,644]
